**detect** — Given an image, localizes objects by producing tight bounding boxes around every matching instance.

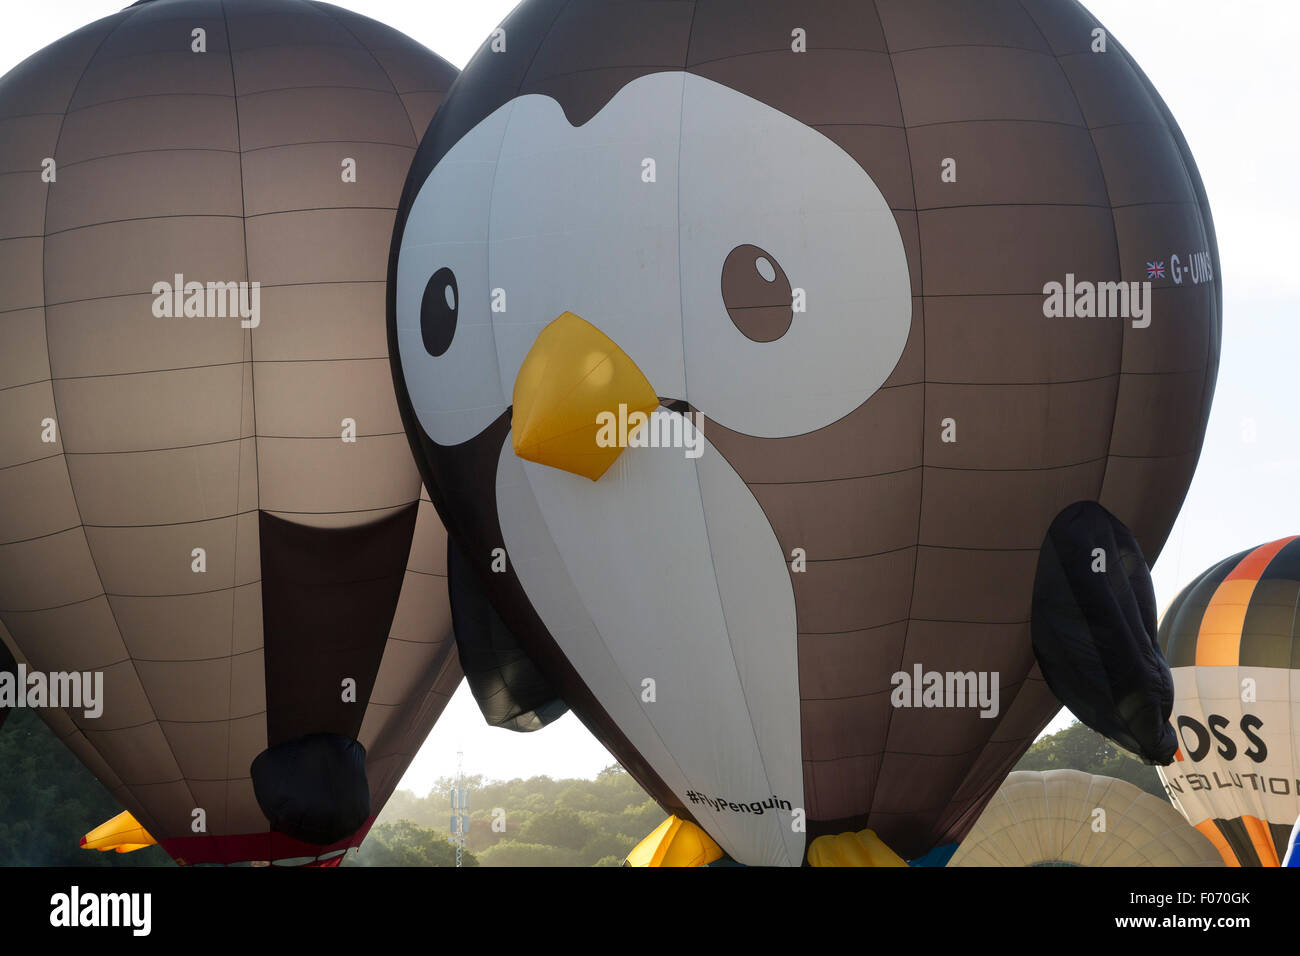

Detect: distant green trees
[345,820,477,867]
[519,808,592,850]
[1013,720,1168,799]
[373,764,657,867]
[0,708,169,866]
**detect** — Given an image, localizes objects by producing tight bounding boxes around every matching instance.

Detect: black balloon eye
[420,267,458,357]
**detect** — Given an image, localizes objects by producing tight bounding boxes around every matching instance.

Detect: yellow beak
[512,312,659,481]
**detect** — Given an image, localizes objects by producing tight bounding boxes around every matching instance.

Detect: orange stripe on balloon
[1242,815,1280,867]
[1195,537,1297,666]
[1195,820,1239,867]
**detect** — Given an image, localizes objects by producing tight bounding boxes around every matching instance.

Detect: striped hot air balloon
[1156,537,1300,866]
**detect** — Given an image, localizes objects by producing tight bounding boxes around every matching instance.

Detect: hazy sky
[3,1,1296,795]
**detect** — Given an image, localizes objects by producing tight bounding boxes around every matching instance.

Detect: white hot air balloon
[949,769,1224,867]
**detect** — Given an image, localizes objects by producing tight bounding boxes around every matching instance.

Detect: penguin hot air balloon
[389,0,1220,865]
[1156,537,1300,867]
[0,0,465,866]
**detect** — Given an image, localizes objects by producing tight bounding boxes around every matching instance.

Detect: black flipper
[448,537,567,732]
[1031,500,1177,764]
[250,733,370,845]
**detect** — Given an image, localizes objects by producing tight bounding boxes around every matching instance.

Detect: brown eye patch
[721,244,793,343]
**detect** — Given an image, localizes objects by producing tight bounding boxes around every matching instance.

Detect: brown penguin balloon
[389,0,1220,866]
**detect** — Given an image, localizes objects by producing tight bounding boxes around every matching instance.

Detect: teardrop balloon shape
[0,0,464,866]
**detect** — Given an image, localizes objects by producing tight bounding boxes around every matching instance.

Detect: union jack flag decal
[1146,261,1166,279]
